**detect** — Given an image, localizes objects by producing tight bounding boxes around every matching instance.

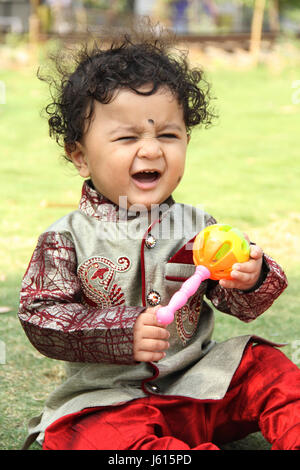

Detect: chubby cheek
[95,157,125,182]
[172,161,185,185]
[161,171,183,200]
[100,163,130,197]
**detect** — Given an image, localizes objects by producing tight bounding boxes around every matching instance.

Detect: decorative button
[147,290,161,306]
[145,234,156,249]
[147,383,160,393]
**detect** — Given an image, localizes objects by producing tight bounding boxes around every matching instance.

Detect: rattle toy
[156,224,250,325]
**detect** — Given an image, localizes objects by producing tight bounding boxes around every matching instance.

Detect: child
[19,25,300,450]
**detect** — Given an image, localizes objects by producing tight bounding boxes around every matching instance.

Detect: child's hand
[219,237,263,291]
[133,307,170,362]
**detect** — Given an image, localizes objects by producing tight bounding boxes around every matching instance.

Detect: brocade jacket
[18,180,287,446]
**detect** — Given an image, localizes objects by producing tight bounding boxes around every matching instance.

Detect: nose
[137,137,163,159]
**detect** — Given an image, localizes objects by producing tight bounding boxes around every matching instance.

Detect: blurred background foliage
[0,0,298,36]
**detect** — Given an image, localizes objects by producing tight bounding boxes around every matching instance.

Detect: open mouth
[131,170,161,188]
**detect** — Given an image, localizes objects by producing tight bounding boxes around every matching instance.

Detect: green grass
[0,47,300,450]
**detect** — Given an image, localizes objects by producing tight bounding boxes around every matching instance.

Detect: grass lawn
[0,43,300,450]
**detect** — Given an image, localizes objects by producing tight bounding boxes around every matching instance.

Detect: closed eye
[113,134,179,141]
[114,136,137,141]
[158,133,178,139]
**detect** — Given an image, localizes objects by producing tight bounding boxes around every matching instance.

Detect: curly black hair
[39,22,216,162]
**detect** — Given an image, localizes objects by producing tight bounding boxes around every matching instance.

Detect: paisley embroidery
[78,256,130,308]
[175,286,204,345]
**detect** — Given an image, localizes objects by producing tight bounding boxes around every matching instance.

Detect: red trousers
[43,344,300,450]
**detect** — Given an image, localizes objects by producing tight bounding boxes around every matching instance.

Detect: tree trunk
[29,0,40,43]
[268,0,280,33]
[249,0,266,65]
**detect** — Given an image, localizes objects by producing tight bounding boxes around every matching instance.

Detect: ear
[187,133,191,144]
[65,142,90,178]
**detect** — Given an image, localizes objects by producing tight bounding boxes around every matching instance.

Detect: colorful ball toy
[156,224,250,325]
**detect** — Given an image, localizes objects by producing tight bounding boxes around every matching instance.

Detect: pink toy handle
[156,265,211,325]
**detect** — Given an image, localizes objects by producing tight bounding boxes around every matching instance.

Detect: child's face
[70,86,189,210]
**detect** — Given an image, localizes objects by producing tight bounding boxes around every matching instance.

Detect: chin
[128,201,154,212]
[131,197,167,211]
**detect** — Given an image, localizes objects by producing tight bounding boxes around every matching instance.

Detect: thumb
[250,244,263,259]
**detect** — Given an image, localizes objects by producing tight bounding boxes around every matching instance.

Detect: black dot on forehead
[148,119,154,125]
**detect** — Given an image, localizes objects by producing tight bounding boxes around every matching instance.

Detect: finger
[243,232,251,244]
[139,338,170,352]
[230,270,254,284]
[220,278,251,290]
[134,350,166,363]
[141,325,170,340]
[232,259,259,274]
[249,245,263,259]
[140,311,167,328]
[219,279,238,289]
